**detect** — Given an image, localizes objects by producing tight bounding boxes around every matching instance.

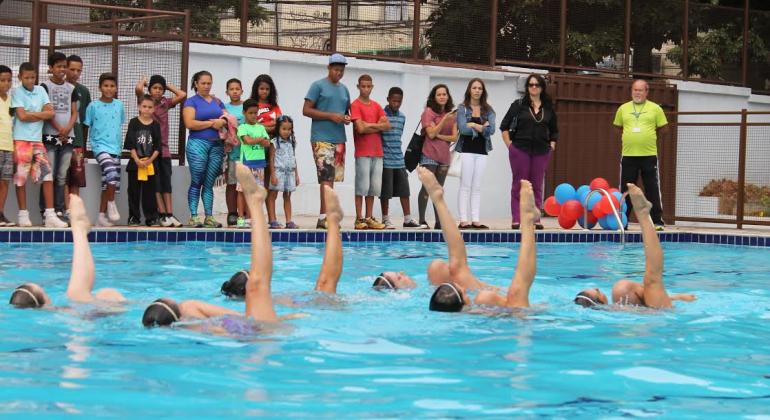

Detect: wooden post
[489,0,498,67]
[179,9,191,165]
[412,0,421,59]
[736,109,748,229]
[330,0,339,52]
[30,0,41,71]
[741,0,749,86]
[623,0,631,76]
[240,0,248,44]
[682,0,689,78]
[559,0,566,72]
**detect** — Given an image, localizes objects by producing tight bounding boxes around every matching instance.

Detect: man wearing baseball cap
[303,53,352,229]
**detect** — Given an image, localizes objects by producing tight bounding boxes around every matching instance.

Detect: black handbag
[404,122,424,172]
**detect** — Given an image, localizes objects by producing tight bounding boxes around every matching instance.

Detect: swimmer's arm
[181,300,239,319]
[670,293,697,302]
[278,313,309,321]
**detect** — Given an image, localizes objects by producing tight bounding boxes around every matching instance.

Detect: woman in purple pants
[499,74,559,230]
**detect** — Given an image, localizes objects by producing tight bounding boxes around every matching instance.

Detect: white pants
[457,153,488,222]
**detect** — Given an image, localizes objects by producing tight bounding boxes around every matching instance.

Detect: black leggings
[620,156,664,225]
[418,164,449,227]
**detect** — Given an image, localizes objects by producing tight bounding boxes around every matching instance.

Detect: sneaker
[403,219,420,228]
[98,213,114,227]
[236,217,248,229]
[316,218,327,230]
[354,218,368,230]
[44,211,68,228]
[417,222,430,230]
[168,215,183,228]
[188,215,204,228]
[0,213,15,227]
[366,217,385,230]
[107,201,120,222]
[127,216,142,226]
[227,213,238,227]
[57,211,70,225]
[203,216,222,228]
[268,220,283,229]
[285,221,299,229]
[146,218,161,227]
[382,218,395,229]
[17,210,32,227]
[160,216,173,227]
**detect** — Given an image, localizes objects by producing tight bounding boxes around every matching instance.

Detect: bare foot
[626,183,652,216]
[236,163,267,203]
[417,166,443,201]
[68,194,91,232]
[323,185,344,224]
[519,180,539,225]
[672,293,697,302]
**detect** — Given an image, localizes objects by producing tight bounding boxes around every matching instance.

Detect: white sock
[319,214,327,220]
[44,208,55,216]
[404,213,412,221]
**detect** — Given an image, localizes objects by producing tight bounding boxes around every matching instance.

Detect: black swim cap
[142,298,181,327]
[574,291,600,308]
[9,284,45,309]
[429,283,464,312]
[372,273,395,290]
[221,270,248,298]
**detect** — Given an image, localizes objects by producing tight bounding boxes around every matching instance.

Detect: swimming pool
[1,240,769,417]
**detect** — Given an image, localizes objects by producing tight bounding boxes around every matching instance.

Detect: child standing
[267,115,299,229]
[135,74,186,227]
[236,99,269,207]
[0,65,13,226]
[40,52,78,222]
[65,55,90,208]
[350,74,389,230]
[380,87,419,228]
[224,78,245,227]
[84,73,125,227]
[11,62,66,227]
[124,95,161,226]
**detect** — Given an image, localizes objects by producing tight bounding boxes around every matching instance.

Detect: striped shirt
[382,106,406,169]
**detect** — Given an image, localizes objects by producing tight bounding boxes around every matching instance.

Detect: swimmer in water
[574,183,696,309]
[417,166,539,312]
[9,195,126,309]
[142,163,281,327]
[220,181,345,299]
[371,271,416,291]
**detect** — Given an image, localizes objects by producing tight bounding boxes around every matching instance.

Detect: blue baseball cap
[329,53,348,65]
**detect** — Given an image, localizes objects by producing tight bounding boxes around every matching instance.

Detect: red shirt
[350,98,386,158]
[420,107,455,164]
[257,103,282,130]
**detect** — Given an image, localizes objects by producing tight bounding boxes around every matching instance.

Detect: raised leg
[315,186,343,294]
[66,194,96,302]
[628,183,671,309]
[505,180,538,308]
[237,163,278,322]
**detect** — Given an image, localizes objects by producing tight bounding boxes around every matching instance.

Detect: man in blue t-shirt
[379,87,418,229]
[302,53,351,229]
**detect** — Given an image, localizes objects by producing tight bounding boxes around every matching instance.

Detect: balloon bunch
[544,177,628,230]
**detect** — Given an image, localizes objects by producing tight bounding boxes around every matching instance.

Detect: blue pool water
[1,240,769,417]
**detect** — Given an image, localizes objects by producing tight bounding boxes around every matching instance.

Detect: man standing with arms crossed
[613,79,668,230]
[303,53,351,230]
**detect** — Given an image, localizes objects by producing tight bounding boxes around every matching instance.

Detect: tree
[90,0,270,40]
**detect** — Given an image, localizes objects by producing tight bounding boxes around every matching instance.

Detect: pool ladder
[583,188,628,245]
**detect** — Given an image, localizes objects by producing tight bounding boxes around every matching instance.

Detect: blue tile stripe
[1,229,769,247]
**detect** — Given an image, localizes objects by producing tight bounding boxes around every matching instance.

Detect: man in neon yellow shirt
[613,79,668,230]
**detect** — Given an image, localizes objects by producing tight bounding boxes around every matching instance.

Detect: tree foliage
[91,0,270,40]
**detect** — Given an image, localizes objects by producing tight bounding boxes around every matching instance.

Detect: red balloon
[592,204,609,219]
[544,196,561,217]
[586,212,598,224]
[558,212,577,229]
[590,177,611,192]
[560,199,583,220]
[608,187,620,194]
[597,195,621,215]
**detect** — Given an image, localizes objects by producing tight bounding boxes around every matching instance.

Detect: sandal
[535,223,544,230]
[285,221,299,229]
[511,223,520,230]
[268,221,284,229]
[458,223,473,229]
[472,224,489,230]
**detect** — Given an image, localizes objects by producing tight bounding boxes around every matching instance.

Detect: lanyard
[631,101,646,121]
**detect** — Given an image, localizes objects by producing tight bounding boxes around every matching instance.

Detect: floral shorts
[312,141,345,183]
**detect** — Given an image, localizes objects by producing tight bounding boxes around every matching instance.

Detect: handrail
[583,188,627,244]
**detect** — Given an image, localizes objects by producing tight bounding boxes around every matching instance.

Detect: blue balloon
[621,212,628,228]
[586,193,602,210]
[578,215,597,229]
[554,183,577,205]
[577,185,591,206]
[598,215,612,230]
[611,191,622,204]
[621,200,628,213]
[605,215,621,230]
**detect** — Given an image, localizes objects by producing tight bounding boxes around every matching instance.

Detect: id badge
[632,126,641,133]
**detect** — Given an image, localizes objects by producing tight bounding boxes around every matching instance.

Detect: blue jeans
[39,143,73,213]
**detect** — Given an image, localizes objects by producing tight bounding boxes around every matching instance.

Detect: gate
[548,74,678,223]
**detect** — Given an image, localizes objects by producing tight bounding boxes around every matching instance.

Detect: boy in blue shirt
[84,73,125,227]
[380,87,418,228]
[11,62,67,227]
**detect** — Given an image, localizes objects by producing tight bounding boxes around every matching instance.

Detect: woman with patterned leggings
[182,70,226,228]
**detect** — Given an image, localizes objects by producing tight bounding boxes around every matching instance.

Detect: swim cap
[429,283,464,312]
[372,273,395,290]
[221,270,248,298]
[574,292,600,308]
[142,299,181,327]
